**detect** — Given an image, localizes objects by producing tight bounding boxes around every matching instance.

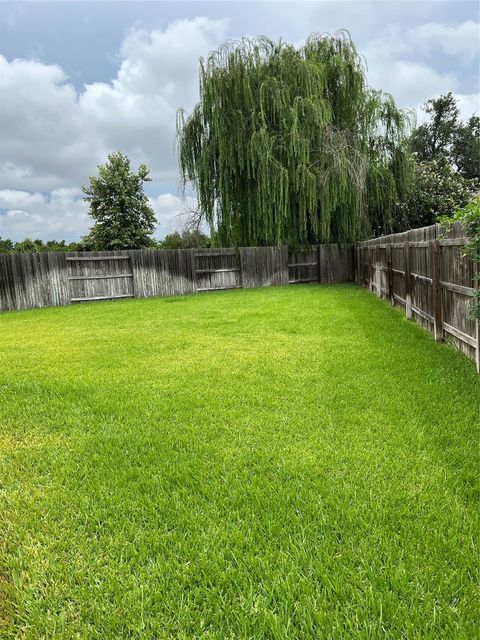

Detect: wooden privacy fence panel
[357,222,479,370]
[0,243,351,311]
[289,247,319,284]
[193,249,242,292]
[129,249,195,298]
[319,244,355,283]
[238,246,289,288]
[67,252,134,302]
[287,245,355,284]
[0,251,69,311]
[439,224,477,363]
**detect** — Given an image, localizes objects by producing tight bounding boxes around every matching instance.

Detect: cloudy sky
[0,1,479,242]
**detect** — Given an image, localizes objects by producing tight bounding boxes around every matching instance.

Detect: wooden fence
[1,230,478,370]
[357,222,479,371]
[0,244,354,312]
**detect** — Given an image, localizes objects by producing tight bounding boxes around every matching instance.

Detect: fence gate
[66,253,134,303]
[194,249,242,292]
[288,247,320,284]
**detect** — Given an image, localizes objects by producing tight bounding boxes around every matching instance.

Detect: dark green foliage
[395,157,478,231]
[82,151,157,250]
[0,237,15,253]
[453,115,480,180]
[0,237,79,253]
[410,92,459,162]
[9,238,41,253]
[410,93,480,179]
[397,93,479,231]
[178,32,412,247]
[159,230,211,249]
[0,238,15,253]
[440,197,480,320]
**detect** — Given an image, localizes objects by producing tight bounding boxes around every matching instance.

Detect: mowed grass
[0,284,479,639]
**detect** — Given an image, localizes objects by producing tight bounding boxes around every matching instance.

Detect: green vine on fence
[440,196,480,320]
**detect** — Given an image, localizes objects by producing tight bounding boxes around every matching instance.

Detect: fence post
[404,240,412,319]
[191,249,197,293]
[237,248,244,289]
[353,244,357,283]
[355,245,359,285]
[387,244,393,305]
[356,245,360,285]
[476,260,480,373]
[368,245,375,291]
[373,246,381,298]
[431,240,443,342]
[375,263,381,297]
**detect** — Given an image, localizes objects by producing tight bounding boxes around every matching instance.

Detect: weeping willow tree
[177,31,413,247]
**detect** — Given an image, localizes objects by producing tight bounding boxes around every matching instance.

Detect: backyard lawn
[1,284,479,639]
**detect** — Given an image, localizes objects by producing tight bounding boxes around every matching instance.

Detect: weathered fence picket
[357,222,478,371]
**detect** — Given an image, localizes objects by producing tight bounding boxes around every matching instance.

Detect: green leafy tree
[452,115,480,180]
[159,230,211,249]
[399,93,479,230]
[158,232,183,249]
[395,157,477,230]
[0,238,14,253]
[178,32,412,247]
[0,238,80,253]
[12,238,38,253]
[43,240,79,252]
[410,93,479,179]
[410,92,459,162]
[82,152,157,250]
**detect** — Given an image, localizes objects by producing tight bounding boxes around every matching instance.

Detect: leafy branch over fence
[440,197,480,321]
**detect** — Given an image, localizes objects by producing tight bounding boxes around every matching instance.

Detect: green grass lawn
[1,284,479,639]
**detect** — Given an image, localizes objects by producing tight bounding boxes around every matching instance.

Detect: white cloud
[456,93,480,120]
[0,56,103,191]
[79,18,229,183]
[361,20,480,65]
[0,189,188,241]
[368,58,458,112]
[0,17,229,194]
[0,189,89,240]
[149,193,184,236]
[362,20,479,115]
[408,21,480,63]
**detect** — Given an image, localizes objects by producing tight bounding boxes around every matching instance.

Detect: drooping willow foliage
[177,32,413,247]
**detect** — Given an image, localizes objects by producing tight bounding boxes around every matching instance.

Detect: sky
[0,0,479,242]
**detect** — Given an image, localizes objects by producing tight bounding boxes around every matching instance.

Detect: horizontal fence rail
[0,244,354,312]
[356,221,479,372]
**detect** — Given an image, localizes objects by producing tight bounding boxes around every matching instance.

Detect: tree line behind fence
[1,227,478,371]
